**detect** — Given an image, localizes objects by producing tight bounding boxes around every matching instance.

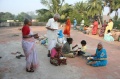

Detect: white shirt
[46,18,59,40]
[81,20,84,25]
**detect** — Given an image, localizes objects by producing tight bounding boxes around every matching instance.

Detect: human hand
[87,57,93,60]
[33,33,39,38]
[34,33,38,36]
[49,28,54,31]
[74,44,78,47]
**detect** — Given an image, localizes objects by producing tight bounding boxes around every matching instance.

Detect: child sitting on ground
[77,40,87,56]
[62,38,78,58]
[104,30,114,42]
[83,25,89,34]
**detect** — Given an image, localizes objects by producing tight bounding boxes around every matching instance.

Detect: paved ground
[0,26,120,79]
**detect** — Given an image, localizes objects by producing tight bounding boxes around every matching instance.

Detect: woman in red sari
[63,17,71,37]
[92,20,98,35]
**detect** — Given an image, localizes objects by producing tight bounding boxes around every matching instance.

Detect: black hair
[110,19,112,21]
[67,38,73,43]
[86,25,89,27]
[107,30,110,33]
[24,19,30,25]
[81,40,86,45]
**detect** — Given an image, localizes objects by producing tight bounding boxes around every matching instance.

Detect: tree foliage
[36,9,52,22]
[0,12,15,22]
[16,12,32,22]
[103,0,120,20]
[38,0,120,24]
[40,0,64,13]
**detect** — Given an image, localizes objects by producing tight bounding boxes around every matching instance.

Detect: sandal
[26,68,34,72]
[16,52,21,54]
[16,56,21,59]
[19,54,25,57]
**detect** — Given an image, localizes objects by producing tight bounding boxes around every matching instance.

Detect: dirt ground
[0,26,120,79]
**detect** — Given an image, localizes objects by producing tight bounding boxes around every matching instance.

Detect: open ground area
[0,26,120,79]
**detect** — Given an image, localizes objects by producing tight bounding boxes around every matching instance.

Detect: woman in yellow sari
[104,19,113,34]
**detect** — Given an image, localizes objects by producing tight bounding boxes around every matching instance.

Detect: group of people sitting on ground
[78,19,117,42]
[100,19,115,42]
[49,37,108,67]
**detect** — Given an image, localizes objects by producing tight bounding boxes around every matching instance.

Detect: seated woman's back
[104,30,114,42]
[51,48,58,58]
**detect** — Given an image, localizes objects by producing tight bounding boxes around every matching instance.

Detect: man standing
[73,18,77,30]
[80,18,84,31]
[46,14,60,57]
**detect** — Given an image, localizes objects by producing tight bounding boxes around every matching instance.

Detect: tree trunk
[98,16,102,28]
[114,11,118,21]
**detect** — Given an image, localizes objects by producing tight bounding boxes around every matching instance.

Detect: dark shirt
[62,42,70,54]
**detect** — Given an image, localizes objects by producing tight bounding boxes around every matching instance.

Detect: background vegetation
[0,0,120,29]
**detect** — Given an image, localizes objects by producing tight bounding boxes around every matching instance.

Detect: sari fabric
[50,48,66,65]
[99,23,107,37]
[104,22,113,34]
[92,21,98,35]
[50,48,59,65]
[88,48,108,67]
[22,26,38,70]
[63,19,71,37]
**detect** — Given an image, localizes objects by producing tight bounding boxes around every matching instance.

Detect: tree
[73,2,89,24]
[16,12,32,22]
[103,0,120,20]
[36,9,52,22]
[27,11,37,19]
[0,12,15,22]
[87,0,103,25]
[40,0,65,14]
[74,2,87,15]
[60,3,73,17]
